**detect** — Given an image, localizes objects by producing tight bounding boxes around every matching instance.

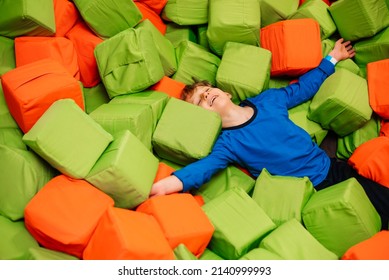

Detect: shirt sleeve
[248,58,335,109]
[173,138,234,192]
[281,58,335,109]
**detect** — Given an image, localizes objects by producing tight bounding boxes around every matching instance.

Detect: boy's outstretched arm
[149,175,183,197]
[328,38,356,62]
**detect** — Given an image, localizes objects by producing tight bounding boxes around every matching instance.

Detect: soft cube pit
[1,0,389,261]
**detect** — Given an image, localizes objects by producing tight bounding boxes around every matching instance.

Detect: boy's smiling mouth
[209,95,218,106]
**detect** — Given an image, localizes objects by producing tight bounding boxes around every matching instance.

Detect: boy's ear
[225,92,232,99]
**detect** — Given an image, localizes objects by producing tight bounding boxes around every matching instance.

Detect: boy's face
[184,86,232,114]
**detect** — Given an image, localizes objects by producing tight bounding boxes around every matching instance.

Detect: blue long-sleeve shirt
[174,58,335,192]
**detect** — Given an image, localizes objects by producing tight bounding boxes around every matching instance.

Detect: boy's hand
[149,175,184,197]
[328,38,356,62]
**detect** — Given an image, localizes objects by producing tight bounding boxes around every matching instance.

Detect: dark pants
[315,158,389,230]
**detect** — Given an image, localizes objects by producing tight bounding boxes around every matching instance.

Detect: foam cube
[162,0,208,25]
[342,230,389,260]
[367,59,389,119]
[72,0,142,38]
[83,207,175,260]
[65,20,103,88]
[260,0,299,27]
[288,0,336,39]
[135,19,177,77]
[239,248,283,260]
[260,18,322,77]
[83,83,110,114]
[150,76,186,99]
[134,0,167,15]
[173,244,198,260]
[0,36,15,75]
[0,145,55,221]
[152,98,221,165]
[0,215,39,260]
[328,0,389,41]
[251,169,315,227]
[135,2,167,35]
[348,136,389,189]
[259,219,338,260]
[22,99,113,179]
[207,0,260,56]
[288,100,328,145]
[109,90,169,131]
[173,40,221,86]
[15,36,80,79]
[136,193,214,257]
[0,128,26,150]
[86,130,159,209]
[191,165,255,203]
[53,0,80,37]
[302,178,382,257]
[164,22,197,47]
[308,68,372,137]
[0,83,18,129]
[198,249,224,260]
[336,116,381,160]
[28,247,79,260]
[354,27,389,69]
[89,103,154,150]
[24,175,114,258]
[95,27,164,98]
[0,0,55,38]
[1,59,84,133]
[216,42,272,103]
[202,188,276,260]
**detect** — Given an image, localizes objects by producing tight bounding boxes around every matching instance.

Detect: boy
[151,39,389,229]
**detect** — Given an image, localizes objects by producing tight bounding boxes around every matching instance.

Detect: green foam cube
[109,90,169,131]
[162,0,208,26]
[207,0,260,56]
[308,69,372,137]
[0,215,39,260]
[260,0,299,27]
[0,0,55,38]
[336,115,381,160]
[191,165,255,203]
[72,0,142,38]
[302,178,382,257]
[216,42,271,103]
[22,99,113,179]
[152,98,221,166]
[259,219,338,260]
[95,27,164,98]
[251,169,315,227]
[202,188,276,260]
[173,40,221,86]
[89,102,154,150]
[288,100,328,145]
[328,0,389,41]
[0,36,15,75]
[0,145,55,221]
[86,130,159,209]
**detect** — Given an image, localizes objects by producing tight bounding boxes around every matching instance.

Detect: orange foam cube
[24,175,114,258]
[342,230,389,260]
[260,18,322,77]
[150,76,186,99]
[367,59,389,119]
[1,59,84,133]
[136,193,214,257]
[83,207,175,260]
